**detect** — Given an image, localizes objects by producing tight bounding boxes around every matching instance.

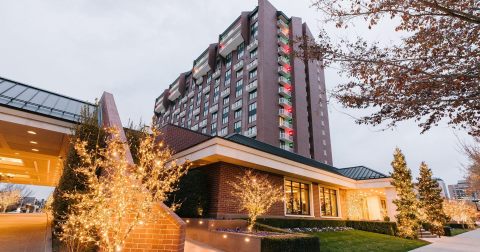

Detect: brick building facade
[161,124,398,222]
[154,0,333,165]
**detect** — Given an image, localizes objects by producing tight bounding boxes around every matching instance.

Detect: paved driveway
[0,213,51,252]
[411,228,480,252]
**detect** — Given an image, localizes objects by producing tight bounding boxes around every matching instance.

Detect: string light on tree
[58,127,189,252]
[229,170,283,231]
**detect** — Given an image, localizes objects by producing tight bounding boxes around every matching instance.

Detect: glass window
[226,53,232,68]
[249,69,257,79]
[250,48,257,58]
[235,79,243,97]
[285,180,310,215]
[212,112,218,120]
[250,21,258,39]
[234,121,242,133]
[221,127,228,136]
[237,42,245,59]
[225,70,231,86]
[319,187,338,217]
[234,109,242,119]
[223,96,230,105]
[236,69,243,79]
[249,90,257,100]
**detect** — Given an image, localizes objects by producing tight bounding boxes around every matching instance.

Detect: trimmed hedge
[448,223,475,229]
[258,218,346,229]
[261,235,320,252]
[258,218,397,236]
[346,220,396,236]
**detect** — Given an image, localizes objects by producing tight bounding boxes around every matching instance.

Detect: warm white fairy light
[0,188,21,213]
[57,127,189,252]
[229,170,283,231]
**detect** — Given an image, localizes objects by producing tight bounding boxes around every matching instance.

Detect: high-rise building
[433,177,449,199]
[153,0,332,164]
[448,180,477,200]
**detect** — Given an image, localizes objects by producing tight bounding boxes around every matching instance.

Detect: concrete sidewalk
[411,228,480,252]
[0,213,52,252]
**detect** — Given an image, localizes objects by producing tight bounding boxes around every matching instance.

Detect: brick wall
[120,204,186,252]
[200,162,284,218]
[158,124,211,154]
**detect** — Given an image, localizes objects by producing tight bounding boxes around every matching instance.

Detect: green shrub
[448,223,475,229]
[258,218,397,236]
[258,218,346,228]
[346,220,397,236]
[443,226,452,236]
[165,169,209,218]
[261,234,320,252]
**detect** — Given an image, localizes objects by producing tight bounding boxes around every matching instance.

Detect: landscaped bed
[312,229,429,252]
[451,228,472,236]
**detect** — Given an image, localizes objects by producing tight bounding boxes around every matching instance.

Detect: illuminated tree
[229,170,283,231]
[463,137,480,196]
[346,191,366,220]
[58,127,188,252]
[417,162,448,236]
[443,200,477,228]
[390,148,420,239]
[0,187,21,213]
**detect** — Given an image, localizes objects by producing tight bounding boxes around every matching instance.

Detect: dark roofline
[339,166,389,178]
[221,133,344,176]
[0,102,89,124]
[0,76,96,107]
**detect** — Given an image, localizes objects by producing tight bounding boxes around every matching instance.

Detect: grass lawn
[451,228,471,236]
[312,230,429,252]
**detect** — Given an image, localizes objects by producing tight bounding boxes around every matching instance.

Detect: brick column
[100,92,186,252]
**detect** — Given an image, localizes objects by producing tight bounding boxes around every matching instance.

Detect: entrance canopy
[0,77,96,186]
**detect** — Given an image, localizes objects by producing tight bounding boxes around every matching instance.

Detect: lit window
[285,179,310,215]
[319,187,338,217]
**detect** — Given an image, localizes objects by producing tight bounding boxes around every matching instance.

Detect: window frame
[318,185,342,218]
[284,177,314,217]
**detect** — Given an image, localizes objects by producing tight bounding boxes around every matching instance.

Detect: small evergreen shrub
[261,235,320,252]
[258,218,397,236]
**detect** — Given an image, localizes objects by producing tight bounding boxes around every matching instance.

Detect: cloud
[0,0,472,188]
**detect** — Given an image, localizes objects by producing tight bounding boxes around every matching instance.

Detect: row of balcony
[221,87,230,97]
[279,120,293,129]
[277,19,289,29]
[219,24,244,57]
[279,132,293,142]
[231,100,242,110]
[279,97,292,107]
[278,66,291,77]
[209,104,218,113]
[233,59,244,71]
[202,85,211,94]
[279,76,291,86]
[212,69,221,79]
[279,86,291,97]
[244,127,257,138]
[278,46,291,56]
[247,59,258,71]
[279,108,292,119]
[247,39,258,52]
[245,80,257,92]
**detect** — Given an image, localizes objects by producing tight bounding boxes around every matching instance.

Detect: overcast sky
[0,0,474,199]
